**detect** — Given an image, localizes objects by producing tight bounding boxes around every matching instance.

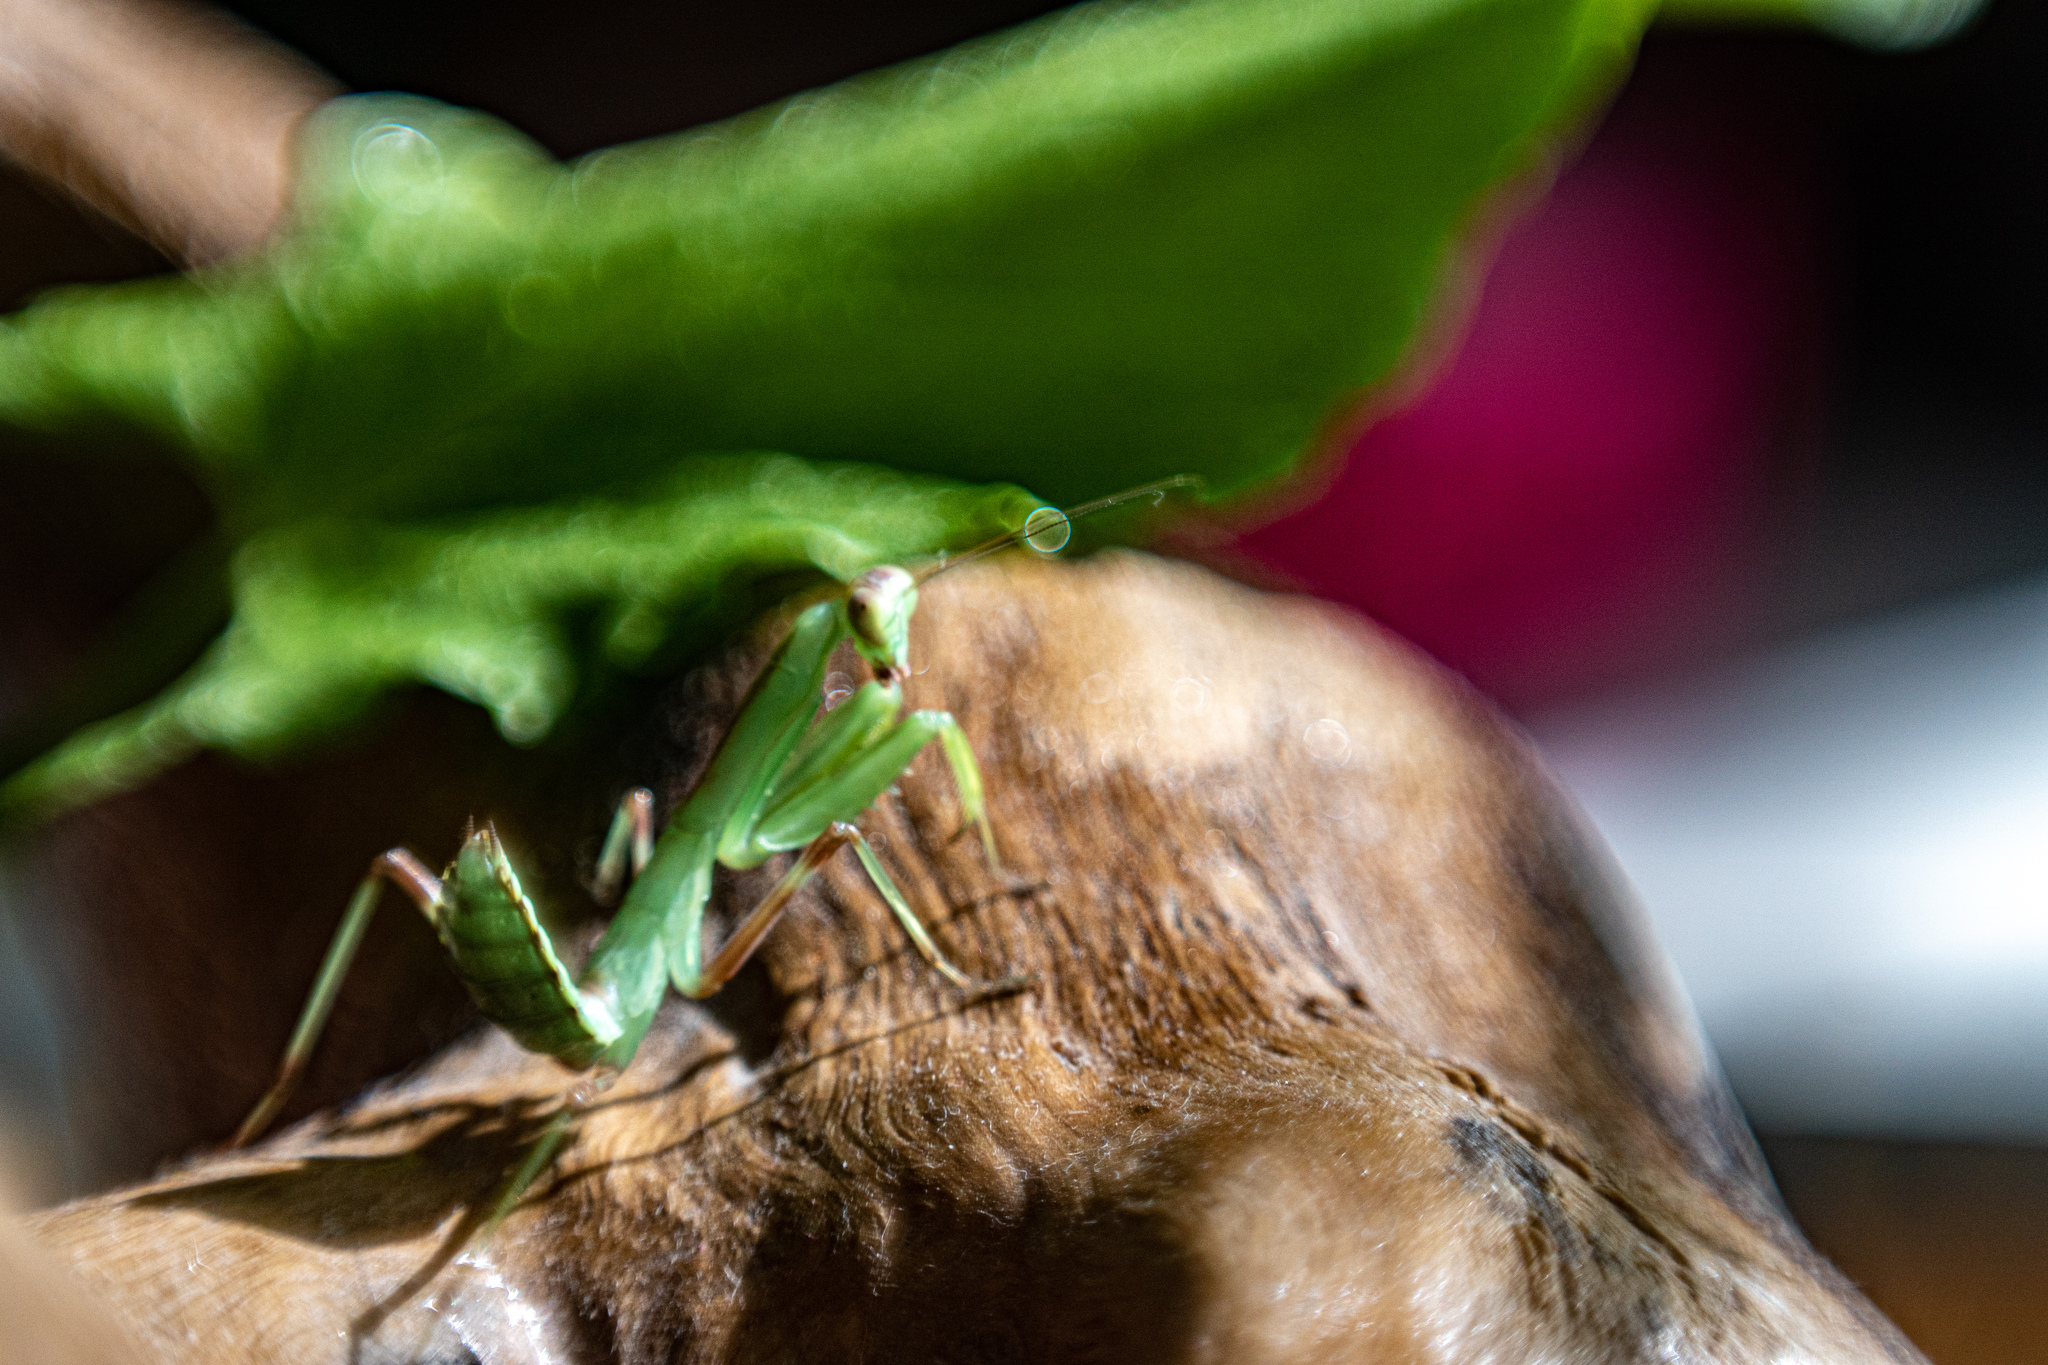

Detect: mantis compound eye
[844,589,877,642]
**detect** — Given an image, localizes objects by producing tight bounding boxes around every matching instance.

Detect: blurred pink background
[1242,51,1824,708]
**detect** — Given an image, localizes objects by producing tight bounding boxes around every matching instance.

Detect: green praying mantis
[224,480,1196,1220]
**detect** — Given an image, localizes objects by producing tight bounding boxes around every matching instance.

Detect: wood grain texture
[29,551,1918,1362]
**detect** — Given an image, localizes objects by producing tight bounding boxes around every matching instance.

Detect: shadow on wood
[29,552,1918,1362]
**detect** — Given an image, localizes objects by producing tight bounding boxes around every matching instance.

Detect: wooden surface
[24,552,1921,1362]
[0,0,334,263]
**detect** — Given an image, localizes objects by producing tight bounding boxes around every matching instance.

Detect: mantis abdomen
[434,828,623,1070]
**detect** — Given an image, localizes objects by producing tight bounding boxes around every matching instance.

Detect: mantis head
[845,565,917,684]
[841,477,1201,687]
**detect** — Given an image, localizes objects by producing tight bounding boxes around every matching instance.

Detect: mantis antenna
[914,474,1203,585]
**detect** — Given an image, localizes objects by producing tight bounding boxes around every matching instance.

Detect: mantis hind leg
[227,848,443,1149]
[466,1096,580,1255]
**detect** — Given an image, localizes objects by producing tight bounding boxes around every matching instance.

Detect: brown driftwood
[24,552,1918,1363]
[0,1215,134,1364]
[0,0,335,264]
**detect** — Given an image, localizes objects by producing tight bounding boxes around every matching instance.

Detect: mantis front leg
[684,691,1007,997]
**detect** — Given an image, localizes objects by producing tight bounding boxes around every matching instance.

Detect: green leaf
[1,0,1664,820]
[0,457,1039,825]
[3,0,1657,520]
